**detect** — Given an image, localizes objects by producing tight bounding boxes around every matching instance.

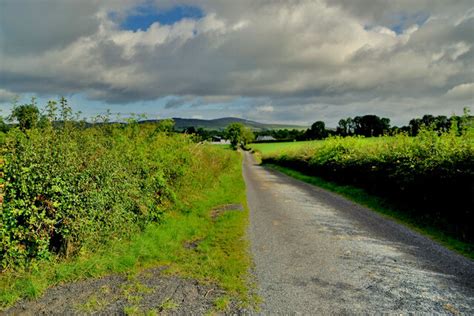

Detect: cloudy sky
[0,0,473,126]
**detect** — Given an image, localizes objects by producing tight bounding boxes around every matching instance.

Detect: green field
[249,138,385,156]
[249,140,318,156]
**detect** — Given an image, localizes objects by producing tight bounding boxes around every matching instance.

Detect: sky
[0,0,473,127]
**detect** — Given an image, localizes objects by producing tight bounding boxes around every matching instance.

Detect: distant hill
[142,117,306,131]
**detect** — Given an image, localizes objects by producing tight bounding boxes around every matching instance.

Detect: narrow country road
[243,152,474,314]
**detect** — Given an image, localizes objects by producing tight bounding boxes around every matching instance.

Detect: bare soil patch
[4,267,234,315]
[210,203,244,219]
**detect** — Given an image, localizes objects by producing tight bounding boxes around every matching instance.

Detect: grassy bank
[265,163,474,259]
[0,147,253,310]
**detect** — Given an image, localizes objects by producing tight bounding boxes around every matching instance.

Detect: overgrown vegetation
[0,144,252,309]
[1,100,189,268]
[0,98,253,310]
[0,99,240,267]
[256,119,474,244]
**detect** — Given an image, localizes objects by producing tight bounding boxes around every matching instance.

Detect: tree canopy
[307,121,327,139]
[225,122,255,149]
[10,102,40,131]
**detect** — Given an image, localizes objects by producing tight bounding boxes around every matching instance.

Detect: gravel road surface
[243,152,474,314]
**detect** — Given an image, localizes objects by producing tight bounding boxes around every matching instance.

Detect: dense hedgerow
[262,127,474,241]
[0,107,233,269]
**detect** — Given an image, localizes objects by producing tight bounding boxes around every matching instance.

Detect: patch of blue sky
[363,11,430,35]
[121,4,204,31]
[388,12,430,34]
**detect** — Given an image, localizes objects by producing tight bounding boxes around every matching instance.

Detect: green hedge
[263,130,474,242]
[0,120,232,269]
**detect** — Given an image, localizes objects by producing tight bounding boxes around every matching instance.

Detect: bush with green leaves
[0,101,233,269]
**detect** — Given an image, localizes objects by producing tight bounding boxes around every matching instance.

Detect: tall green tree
[9,98,40,131]
[354,115,390,137]
[337,119,349,136]
[242,124,255,146]
[225,122,254,149]
[381,117,391,135]
[307,121,327,139]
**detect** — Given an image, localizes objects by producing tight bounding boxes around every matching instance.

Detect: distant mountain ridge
[143,117,306,131]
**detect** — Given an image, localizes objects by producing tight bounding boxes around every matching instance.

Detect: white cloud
[256,105,274,113]
[0,0,473,124]
[446,83,474,100]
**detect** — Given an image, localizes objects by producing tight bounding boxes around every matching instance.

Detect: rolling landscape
[1,0,473,314]
[152,117,306,131]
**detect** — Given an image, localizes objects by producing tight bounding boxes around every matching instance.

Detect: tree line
[254,111,472,141]
[2,98,471,143]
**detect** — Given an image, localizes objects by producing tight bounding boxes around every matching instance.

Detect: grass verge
[0,151,253,310]
[265,163,474,260]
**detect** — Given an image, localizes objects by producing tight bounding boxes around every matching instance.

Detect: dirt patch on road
[4,267,235,315]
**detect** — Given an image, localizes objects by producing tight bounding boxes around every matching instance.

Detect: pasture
[249,140,318,156]
[250,138,387,156]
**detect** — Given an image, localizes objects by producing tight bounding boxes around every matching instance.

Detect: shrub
[0,104,233,269]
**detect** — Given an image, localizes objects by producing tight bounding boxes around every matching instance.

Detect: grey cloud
[445,83,474,100]
[165,98,186,109]
[164,96,196,109]
[0,89,17,103]
[327,1,473,26]
[244,96,470,127]
[0,0,102,56]
[1,0,473,124]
